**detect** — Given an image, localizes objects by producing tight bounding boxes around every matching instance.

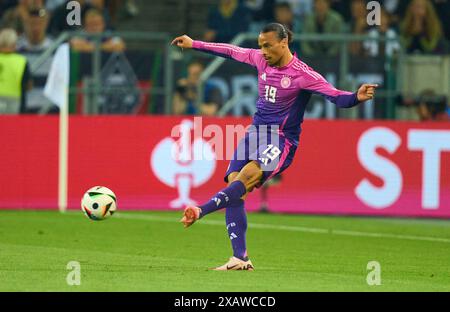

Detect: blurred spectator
[294,0,314,22]
[431,0,450,42]
[349,0,369,56]
[245,0,308,22]
[378,0,410,28]
[363,7,401,57]
[244,0,274,23]
[48,0,113,36]
[17,6,53,52]
[0,28,32,114]
[302,0,345,57]
[45,0,65,12]
[85,0,111,26]
[401,0,446,54]
[275,0,305,19]
[16,5,55,113]
[0,0,44,34]
[204,0,251,43]
[415,90,449,121]
[274,2,300,33]
[245,0,306,33]
[48,0,77,35]
[273,2,301,52]
[172,60,221,116]
[330,0,352,21]
[70,8,125,53]
[106,0,139,25]
[0,0,18,16]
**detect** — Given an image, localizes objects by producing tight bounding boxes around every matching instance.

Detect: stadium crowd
[177,0,450,120]
[203,0,450,55]
[0,0,136,52]
[0,0,449,120]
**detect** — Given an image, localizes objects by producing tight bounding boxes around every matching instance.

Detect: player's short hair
[261,23,293,44]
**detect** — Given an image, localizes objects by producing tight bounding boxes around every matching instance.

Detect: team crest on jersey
[261,73,267,81]
[281,76,291,88]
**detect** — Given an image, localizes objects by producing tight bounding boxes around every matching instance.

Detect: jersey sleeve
[298,65,360,108]
[192,40,260,68]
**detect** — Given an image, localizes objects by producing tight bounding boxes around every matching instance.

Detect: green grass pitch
[0,210,449,291]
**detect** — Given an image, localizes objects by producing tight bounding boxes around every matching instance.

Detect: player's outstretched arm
[357,84,379,102]
[171,35,194,49]
[300,66,379,108]
[327,83,379,108]
[171,35,258,67]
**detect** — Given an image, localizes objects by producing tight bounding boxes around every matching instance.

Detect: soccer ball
[81,186,117,221]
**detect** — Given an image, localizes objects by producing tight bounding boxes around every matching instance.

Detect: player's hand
[171,35,194,49]
[357,84,379,102]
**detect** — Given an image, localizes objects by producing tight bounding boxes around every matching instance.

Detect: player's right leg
[179,175,246,227]
[180,160,263,228]
[180,128,262,229]
[179,173,248,228]
[179,205,202,228]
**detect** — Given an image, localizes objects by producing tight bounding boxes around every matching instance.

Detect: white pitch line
[330,229,450,244]
[115,213,450,244]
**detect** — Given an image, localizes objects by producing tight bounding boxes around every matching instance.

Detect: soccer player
[171,23,377,271]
